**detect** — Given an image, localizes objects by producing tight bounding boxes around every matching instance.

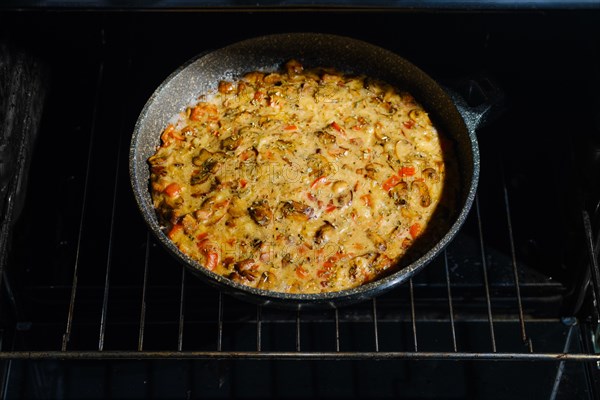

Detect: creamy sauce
[148,60,458,294]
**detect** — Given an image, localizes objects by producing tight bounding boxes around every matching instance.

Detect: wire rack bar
[217,291,223,352]
[549,323,576,400]
[256,305,262,352]
[137,232,151,352]
[584,210,600,320]
[177,267,186,352]
[296,310,301,352]
[501,164,532,351]
[444,250,458,352]
[334,308,340,352]
[61,58,105,352]
[98,90,127,352]
[409,278,418,352]
[475,195,497,352]
[1,351,599,362]
[372,298,379,352]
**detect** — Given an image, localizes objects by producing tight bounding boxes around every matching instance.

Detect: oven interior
[0,6,599,399]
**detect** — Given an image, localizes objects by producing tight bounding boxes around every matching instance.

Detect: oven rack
[0,11,599,371]
[1,202,598,362]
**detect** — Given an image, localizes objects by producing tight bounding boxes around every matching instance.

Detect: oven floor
[3,320,593,400]
[2,359,590,399]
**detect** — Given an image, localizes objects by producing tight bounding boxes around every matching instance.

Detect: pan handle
[442,72,506,133]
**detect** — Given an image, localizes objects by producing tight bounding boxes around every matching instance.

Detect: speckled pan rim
[129,32,480,309]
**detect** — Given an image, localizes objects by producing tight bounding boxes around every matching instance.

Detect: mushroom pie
[148,59,458,294]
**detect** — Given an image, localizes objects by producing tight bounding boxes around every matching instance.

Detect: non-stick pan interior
[129,32,478,309]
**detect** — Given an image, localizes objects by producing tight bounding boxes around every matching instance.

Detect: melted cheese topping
[149,59,458,294]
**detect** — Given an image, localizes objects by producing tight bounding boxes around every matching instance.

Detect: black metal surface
[130,32,482,309]
[0,45,46,255]
[0,9,599,399]
[1,0,599,10]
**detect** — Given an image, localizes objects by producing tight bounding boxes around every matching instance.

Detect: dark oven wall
[0,7,599,400]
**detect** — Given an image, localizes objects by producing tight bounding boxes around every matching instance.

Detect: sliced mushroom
[194,196,230,225]
[282,253,294,268]
[266,92,283,108]
[326,144,349,158]
[412,181,432,207]
[204,158,223,174]
[251,238,263,249]
[274,139,294,151]
[315,130,337,145]
[218,80,235,94]
[279,200,315,222]
[260,115,290,130]
[192,148,212,167]
[235,258,256,273]
[408,109,422,121]
[367,231,387,252]
[409,108,431,125]
[389,181,409,206]
[228,271,243,283]
[331,180,353,207]
[190,170,210,186]
[422,167,439,182]
[264,73,283,85]
[191,149,225,185]
[233,113,255,126]
[258,242,273,263]
[233,258,258,282]
[192,149,225,169]
[307,154,334,177]
[230,269,256,283]
[315,221,336,245]
[372,123,390,142]
[379,99,397,115]
[285,59,304,75]
[222,256,236,271]
[190,176,217,197]
[181,214,198,235]
[248,200,272,226]
[348,252,378,281]
[148,154,167,167]
[314,83,338,103]
[221,135,242,151]
[373,253,393,273]
[257,271,276,289]
[363,77,385,95]
[243,71,265,84]
[395,138,414,161]
[364,163,385,180]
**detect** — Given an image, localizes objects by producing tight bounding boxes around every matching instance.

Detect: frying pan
[129,32,489,310]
